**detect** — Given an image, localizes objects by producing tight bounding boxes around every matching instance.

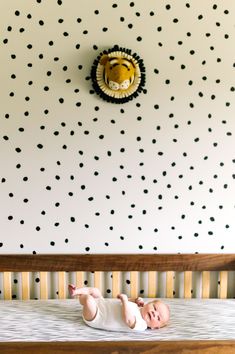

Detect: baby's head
[140,300,170,329]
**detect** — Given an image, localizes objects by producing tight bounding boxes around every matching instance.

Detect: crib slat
[166,271,174,298]
[3,272,12,300]
[112,271,121,298]
[58,271,66,299]
[148,271,156,297]
[94,271,101,290]
[202,271,210,299]
[22,272,30,300]
[76,271,84,288]
[184,271,192,298]
[40,272,48,300]
[130,271,138,298]
[219,271,228,299]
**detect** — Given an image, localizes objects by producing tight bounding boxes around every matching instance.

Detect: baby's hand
[117,293,128,302]
[135,297,144,307]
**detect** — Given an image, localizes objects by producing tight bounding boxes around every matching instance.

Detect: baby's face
[140,300,170,329]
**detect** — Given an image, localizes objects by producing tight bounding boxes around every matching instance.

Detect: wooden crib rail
[1,254,235,272]
[1,254,235,300]
[1,340,235,354]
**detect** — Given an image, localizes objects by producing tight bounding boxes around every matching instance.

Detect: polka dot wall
[1,0,235,254]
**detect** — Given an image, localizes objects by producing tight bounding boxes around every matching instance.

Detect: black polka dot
[0,1,234,258]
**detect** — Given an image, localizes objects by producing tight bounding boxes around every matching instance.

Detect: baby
[68,285,170,332]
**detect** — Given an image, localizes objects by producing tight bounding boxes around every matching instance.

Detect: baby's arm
[117,294,136,329]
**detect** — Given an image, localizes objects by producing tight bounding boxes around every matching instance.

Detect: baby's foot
[68,284,77,297]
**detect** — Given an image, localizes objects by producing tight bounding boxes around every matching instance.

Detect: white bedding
[0,299,235,341]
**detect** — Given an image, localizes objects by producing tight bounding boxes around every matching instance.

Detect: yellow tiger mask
[100,55,136,91]
[91,45,146,103]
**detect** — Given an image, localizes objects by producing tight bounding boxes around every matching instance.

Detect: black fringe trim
[91,45,146,104]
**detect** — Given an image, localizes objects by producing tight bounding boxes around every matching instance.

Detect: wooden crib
[0,253,235,354]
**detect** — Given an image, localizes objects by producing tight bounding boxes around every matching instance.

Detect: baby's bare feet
[68,284,76,297]
[135,297,144,307]
[117,293,128,302]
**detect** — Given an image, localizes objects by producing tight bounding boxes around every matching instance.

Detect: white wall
[1,0,234,254]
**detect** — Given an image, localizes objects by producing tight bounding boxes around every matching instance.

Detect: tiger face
[91,45,145,103]
[100,55,136,91]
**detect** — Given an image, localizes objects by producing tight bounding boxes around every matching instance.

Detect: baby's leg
[68,284,102,298]
[79,294,98,321]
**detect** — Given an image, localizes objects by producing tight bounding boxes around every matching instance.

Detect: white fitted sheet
[0,299,235,341]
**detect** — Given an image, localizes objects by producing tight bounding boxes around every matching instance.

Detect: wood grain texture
[130,271,138,298]
[58,271,66,299]
[94,271,102,290]
[0,341,235,354]
[112,271,121,298]
[21,272,30,300]
[40,272,48,300]
[76,271,84,288]
[166,271,174,298]
[148,271,157,297]
[202,271,210,299]
[3,272,12,300]
[219,271,228,299]
[184,271,192,299]
[1,254,235,271]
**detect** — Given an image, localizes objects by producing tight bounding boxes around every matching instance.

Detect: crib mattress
[0,299,235,341]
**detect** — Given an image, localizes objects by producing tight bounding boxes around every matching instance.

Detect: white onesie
[83,297,147,332]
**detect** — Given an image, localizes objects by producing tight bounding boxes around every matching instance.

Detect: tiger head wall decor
[91,45,146,103]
